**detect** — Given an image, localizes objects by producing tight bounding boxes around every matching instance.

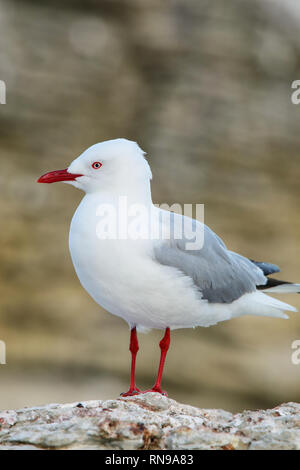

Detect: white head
[38,138,152,198]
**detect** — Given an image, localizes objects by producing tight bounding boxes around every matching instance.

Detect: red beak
[37,168,83,184]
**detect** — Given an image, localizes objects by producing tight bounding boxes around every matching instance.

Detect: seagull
[38,138,300,396]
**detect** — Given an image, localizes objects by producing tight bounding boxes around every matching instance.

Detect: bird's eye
[92,162,102,169]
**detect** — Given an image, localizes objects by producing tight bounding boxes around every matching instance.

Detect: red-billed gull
[38,138,299,396]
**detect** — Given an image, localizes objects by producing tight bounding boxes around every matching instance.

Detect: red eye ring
[92,161,102,169]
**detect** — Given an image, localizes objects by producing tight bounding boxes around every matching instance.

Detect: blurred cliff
[0,0,300,412]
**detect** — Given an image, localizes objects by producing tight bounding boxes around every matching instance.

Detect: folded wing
[153,210,267,303]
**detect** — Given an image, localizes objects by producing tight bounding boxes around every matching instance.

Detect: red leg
[120,327,141,397]
[142,327,170,396]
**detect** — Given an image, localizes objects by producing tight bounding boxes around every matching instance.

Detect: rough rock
[0,394,299,450]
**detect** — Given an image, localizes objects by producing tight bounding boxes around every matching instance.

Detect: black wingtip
[257,277,292,290]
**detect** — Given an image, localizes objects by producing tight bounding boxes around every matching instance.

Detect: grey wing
[153,211,267,303]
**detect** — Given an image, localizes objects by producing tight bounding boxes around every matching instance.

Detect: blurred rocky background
[0,0,300,412]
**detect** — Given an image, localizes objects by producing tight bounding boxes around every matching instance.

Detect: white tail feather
[259,293,297,313]
[230,291,297,322]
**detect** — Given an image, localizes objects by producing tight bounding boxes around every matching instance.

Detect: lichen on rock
[0,394,299,450]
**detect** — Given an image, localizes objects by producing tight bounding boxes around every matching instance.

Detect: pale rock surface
[0,394,299,450]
